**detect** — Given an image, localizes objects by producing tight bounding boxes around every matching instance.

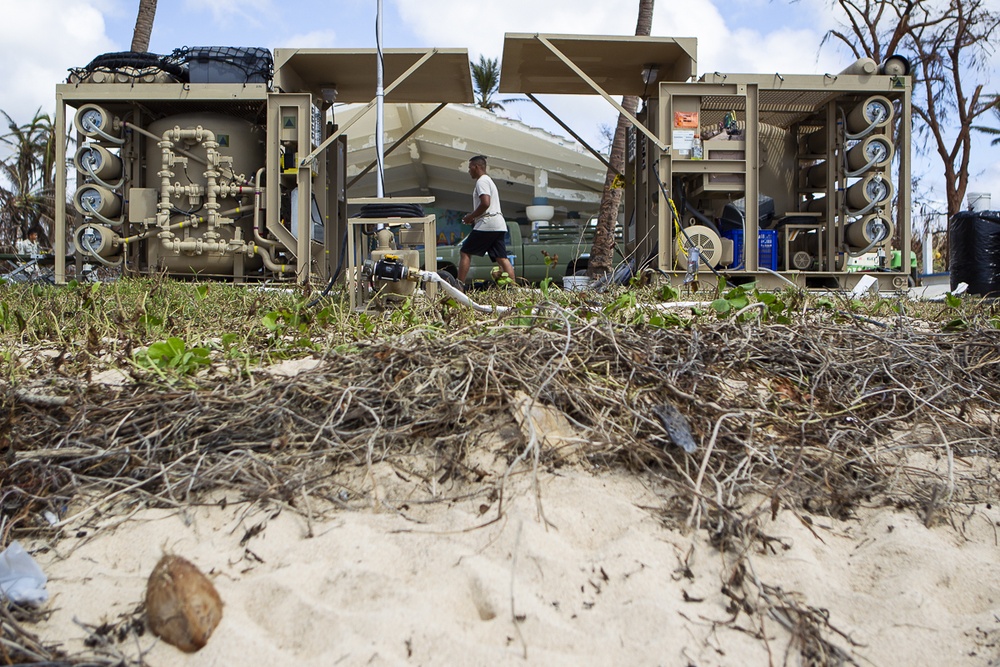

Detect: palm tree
[470,56,519,112]
[130,0,158,52]
[0,109,59,249]
[972,94,1000,146]
[588,0,655,278]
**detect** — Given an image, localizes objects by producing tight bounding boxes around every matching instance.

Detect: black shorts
[461,230,508,260]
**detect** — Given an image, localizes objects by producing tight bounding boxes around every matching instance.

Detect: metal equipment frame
[53,48,473,286]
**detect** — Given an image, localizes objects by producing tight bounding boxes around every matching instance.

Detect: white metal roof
[336,103,607,216]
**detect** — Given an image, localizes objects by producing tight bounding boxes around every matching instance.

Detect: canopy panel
[273,48,474,103]
[499,34,696,95]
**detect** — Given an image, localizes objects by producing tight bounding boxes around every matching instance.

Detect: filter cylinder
[846,174,892,210]
[806,196,833,215]
[839,58,878,76]
[74,184,122,219]
[805,127,832,155]
[847,96,893,134]
[74,104,116,140]
[807,161,831,189]
[74,224,121,259]
[846,214,894,248]
[846,136,893,171]
[75,144,123,181]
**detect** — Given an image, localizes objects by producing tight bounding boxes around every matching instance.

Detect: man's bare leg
[496,257,516,283]
[458,252,472,284]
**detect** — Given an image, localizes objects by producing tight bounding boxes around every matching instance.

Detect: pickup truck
[424,219,625,286]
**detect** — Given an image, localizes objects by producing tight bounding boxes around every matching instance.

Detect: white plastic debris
[923,281,969,303]
[850,274,879,298]
[0,541,49,606]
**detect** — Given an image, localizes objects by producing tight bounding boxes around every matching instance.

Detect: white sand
[29,453,1000,666]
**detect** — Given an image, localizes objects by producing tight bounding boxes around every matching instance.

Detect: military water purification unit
[632,58,913,290]
[499,34,912,291]
[53,47,472,287]
[55,37,911,293]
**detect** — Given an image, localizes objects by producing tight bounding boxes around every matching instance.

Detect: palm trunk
[130,0,158,52]
[588,0,654,278]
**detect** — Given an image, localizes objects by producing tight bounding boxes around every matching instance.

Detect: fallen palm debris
[2,312,999,665]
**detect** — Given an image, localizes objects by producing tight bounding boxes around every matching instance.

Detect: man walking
[458,155,516,285]
[16,229,43,280]
[16,230,41,258]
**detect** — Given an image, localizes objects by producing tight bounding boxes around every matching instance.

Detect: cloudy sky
[0,0,997,214]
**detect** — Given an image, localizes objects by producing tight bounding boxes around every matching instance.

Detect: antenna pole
[375,0,385,197]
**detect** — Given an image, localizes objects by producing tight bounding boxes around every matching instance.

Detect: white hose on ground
[640,301,714,311]
[760,267,800,288]
[420,270,510,314]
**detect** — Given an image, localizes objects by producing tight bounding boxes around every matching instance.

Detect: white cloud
[395,0,635,59]
[968,156,1000,205]
[281,29,339,49]
[181,0,277,27]
[393,0,851,147]
[0,1,115,121]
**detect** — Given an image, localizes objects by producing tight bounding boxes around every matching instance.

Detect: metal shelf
[346,207,437,310]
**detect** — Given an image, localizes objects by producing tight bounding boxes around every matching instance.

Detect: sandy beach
[25,449,1000,667]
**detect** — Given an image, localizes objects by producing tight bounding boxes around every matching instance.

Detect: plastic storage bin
[185,47,273,85]
[723,229,778,270]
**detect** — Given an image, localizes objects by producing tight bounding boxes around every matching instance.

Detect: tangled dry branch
[2,314,999,665]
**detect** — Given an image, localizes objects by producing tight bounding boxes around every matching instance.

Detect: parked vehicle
[425,220,625,286]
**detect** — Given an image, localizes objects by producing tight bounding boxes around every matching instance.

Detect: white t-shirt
[17,239,40,257]
[472,174,506,232]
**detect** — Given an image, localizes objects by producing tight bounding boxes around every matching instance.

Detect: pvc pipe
[161,127,222,230]
[122,206,250,244]
[124,121,251,185]
[157,135,175,226]
[160,237,232,254]
[923,231,933,274]
[420,270,510,314]
[252,167,277,248]
[254,244,295,274]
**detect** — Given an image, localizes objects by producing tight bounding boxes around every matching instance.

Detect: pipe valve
[364,256,412,283]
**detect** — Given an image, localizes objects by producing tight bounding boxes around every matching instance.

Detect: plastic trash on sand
[0,541,49,606]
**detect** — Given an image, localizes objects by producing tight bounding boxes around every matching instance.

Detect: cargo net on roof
[171,46,274,87]
[67,51,187,84]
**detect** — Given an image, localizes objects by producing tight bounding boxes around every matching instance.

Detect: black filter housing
[949,210,1000,296]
